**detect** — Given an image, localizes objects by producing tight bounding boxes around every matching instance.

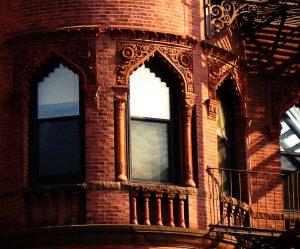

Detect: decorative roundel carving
[120,45,135,60]
[209,62,220,77]
[77,46,92,60]
[179,52,192,68]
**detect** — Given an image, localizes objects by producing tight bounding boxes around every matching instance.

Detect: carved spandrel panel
[13,29,98,96]
[207,57,233,98]
[203,42,245,100]
[116,42,194,94]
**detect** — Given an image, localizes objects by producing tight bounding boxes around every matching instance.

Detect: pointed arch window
[30,63,84,184]
[216,80,241,198]
[129,64,178,183]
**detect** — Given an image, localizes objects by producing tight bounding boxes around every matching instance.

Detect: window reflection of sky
[129,65,170,120]
[38,64,79,119]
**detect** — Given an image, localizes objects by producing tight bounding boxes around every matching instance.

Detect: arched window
[129,64,178,183]
[30,63,84,184]
[217,82,236,195]
[216,79,247,201]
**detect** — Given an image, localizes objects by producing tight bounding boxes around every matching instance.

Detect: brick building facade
[0,0,299,248]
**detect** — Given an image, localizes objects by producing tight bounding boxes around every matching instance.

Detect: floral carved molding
[203,42,245,120]
[116,42,195,94]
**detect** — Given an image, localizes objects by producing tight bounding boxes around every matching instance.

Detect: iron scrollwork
[205,0,261,38]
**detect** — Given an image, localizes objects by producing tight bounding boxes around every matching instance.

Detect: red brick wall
[86,190,130,224]
[0,0,298,246]
[0,0,204,41]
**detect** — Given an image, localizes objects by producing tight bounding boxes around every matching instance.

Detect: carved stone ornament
[207,98,220,121]
[109,27,197,49]
[268,85,300,141]
[12,28,99,110]
[184,94,197,119]
[203,42,245,100]
[116,42,195,94]
[113,38,197,186]
[112,86,129,103]
[207,57,233,98]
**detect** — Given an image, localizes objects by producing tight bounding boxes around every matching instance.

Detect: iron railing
[207,167,299,231]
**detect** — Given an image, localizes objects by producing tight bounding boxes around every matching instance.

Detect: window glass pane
[39,120,80,176]
[38,64,79,118]
[131,120,169,182]
[129,65,170,119]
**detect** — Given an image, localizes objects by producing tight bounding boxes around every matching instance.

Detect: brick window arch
[29,59,84,185]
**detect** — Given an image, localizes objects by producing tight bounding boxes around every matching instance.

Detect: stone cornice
[20,181,197,195]
[109,26,198,48]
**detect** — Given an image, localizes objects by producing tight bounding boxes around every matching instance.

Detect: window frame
[127,65,179,184]
[29,63,85,185]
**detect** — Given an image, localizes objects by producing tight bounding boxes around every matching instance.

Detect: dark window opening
[29,61,84,185]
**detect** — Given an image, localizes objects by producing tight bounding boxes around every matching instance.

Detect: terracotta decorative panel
[116,42,194,93]
[203,42,246,120]
[11,28,100,108]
